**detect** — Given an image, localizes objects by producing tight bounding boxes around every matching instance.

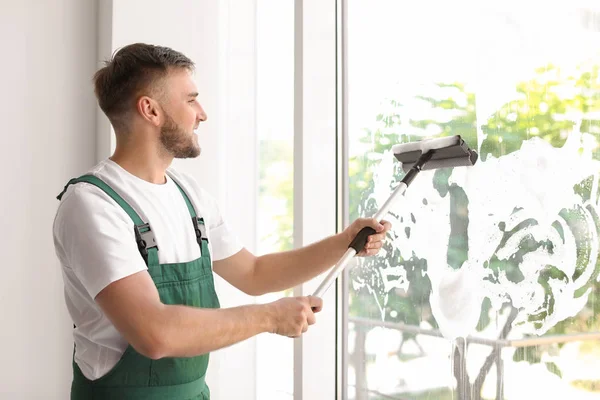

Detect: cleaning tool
[312,135,478,300]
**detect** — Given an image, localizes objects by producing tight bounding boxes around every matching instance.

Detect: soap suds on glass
[352,131,600,340]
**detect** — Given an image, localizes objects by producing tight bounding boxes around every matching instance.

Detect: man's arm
[95,271,323,360]
[214,218,391,296]
[55,185,323,359]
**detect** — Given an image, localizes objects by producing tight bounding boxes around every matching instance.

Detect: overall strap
[169,174,209,247]
[56,175,159,267]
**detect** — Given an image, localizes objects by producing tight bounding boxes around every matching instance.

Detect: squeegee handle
[312,248,357,300]
[311,181,409,301]
[310,150,434,304]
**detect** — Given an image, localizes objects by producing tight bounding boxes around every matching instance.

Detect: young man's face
[157,68,207,158]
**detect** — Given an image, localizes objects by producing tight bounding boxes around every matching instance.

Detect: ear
[136,96,162,127]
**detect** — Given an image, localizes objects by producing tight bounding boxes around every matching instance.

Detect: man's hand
[343,218,392,256]
[267,296,323,337]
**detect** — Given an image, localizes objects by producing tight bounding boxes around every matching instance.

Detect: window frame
[292,0,340,399]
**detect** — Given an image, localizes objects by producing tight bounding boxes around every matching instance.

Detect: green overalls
[57,174,220,400]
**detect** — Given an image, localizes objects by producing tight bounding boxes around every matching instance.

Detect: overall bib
[57,174,219,400]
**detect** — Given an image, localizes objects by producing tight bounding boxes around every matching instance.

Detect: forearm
[151,303,272,359]
[252,232,350,294]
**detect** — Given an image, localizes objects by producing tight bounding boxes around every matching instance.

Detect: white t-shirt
[52,159,243,380]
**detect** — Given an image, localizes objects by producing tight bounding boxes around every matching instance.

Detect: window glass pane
[255,0,294,399]
[346,2,600,399]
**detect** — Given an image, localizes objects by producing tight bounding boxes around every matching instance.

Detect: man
[53,43,391,399]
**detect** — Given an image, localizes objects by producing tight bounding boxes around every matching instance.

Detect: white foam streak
[355,131,600,338]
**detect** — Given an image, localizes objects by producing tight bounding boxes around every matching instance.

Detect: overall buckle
[192,217,208,246]
[134,223,158,261]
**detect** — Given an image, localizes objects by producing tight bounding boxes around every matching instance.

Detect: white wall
[0,0,98,398]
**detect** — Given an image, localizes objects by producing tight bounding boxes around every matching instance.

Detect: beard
[159,111,201,159]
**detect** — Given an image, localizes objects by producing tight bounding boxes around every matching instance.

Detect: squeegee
[312,135,478,299]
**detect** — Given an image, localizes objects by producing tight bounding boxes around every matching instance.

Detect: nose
[197,104,207,123]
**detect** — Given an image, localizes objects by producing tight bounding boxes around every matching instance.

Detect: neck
[110,139,173,185]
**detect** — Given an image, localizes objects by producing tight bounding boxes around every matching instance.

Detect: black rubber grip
[349,226,377,252]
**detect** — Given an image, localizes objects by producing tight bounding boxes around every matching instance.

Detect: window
[255,1,295,399]
[343,1,600,399]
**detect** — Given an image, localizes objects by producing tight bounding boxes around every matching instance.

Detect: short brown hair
[93,43,194,132]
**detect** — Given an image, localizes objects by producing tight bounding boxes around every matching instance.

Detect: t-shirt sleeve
[173,171,244,261]
[53,184,148,299]
[205,202,244,261]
